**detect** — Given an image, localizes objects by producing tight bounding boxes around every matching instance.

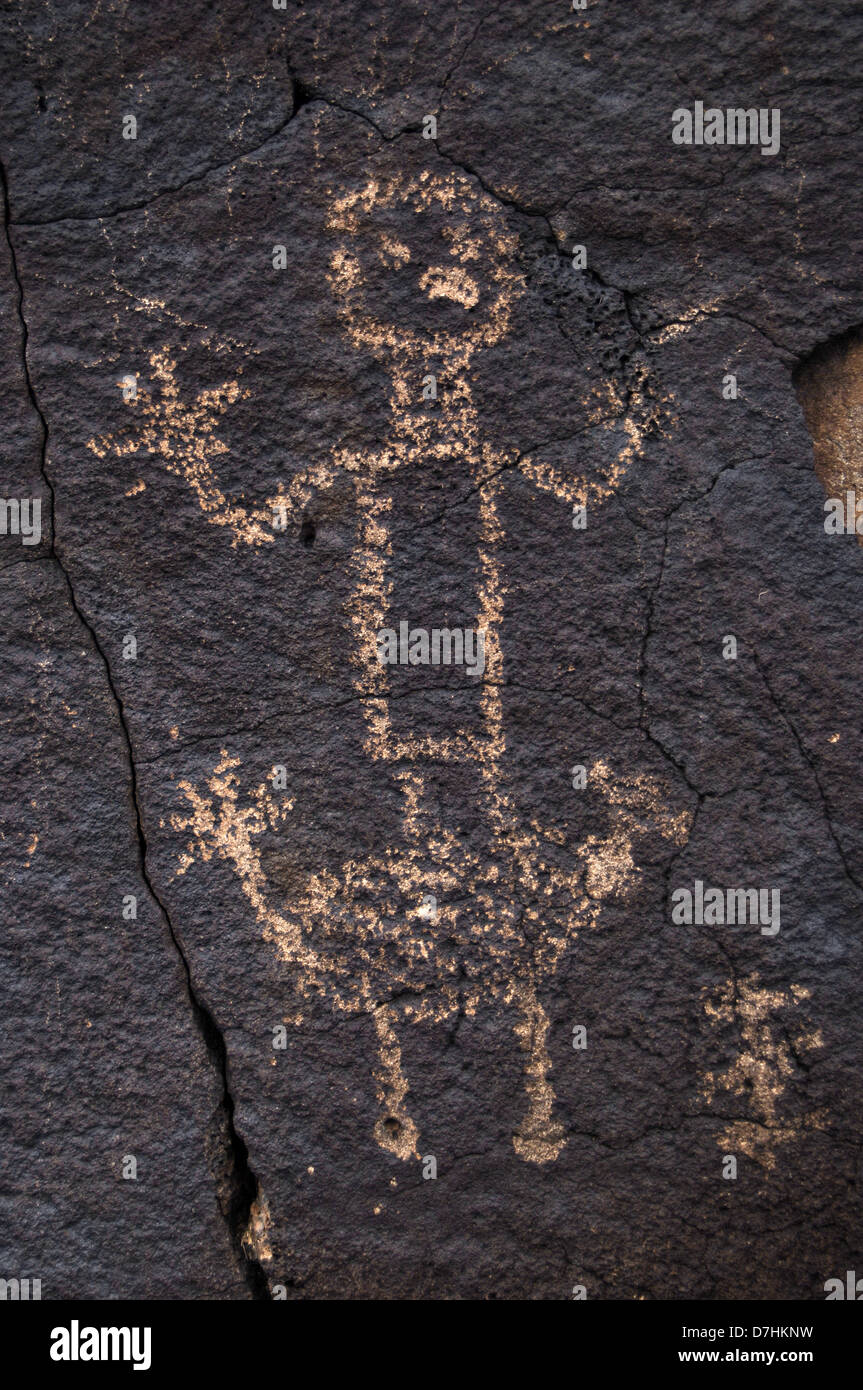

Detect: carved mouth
[418,264,480,309]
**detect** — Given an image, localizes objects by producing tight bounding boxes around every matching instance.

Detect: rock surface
[1,0,862,1299]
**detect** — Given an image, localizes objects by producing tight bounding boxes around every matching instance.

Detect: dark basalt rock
[1,0,862,1300]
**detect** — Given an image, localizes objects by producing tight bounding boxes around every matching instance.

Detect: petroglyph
[700,973,826,1169]
[161,170,690,1163]
[172,749,688,1163]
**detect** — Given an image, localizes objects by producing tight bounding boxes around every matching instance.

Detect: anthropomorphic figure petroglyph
[158,170,693,1162]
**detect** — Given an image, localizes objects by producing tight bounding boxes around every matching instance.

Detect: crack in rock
[0,157,271,1301]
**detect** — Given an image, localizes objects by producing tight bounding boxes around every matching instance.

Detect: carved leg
[511,978,566,1164]
[372,1002,420,1160]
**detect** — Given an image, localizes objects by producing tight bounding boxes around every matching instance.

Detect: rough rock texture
[1,0,862,1300]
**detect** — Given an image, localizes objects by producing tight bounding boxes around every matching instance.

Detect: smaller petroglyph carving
[700,973,825,1169]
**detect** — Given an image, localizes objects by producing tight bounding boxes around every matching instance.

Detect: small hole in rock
[292,78,316,114]
[300,517,316,546]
